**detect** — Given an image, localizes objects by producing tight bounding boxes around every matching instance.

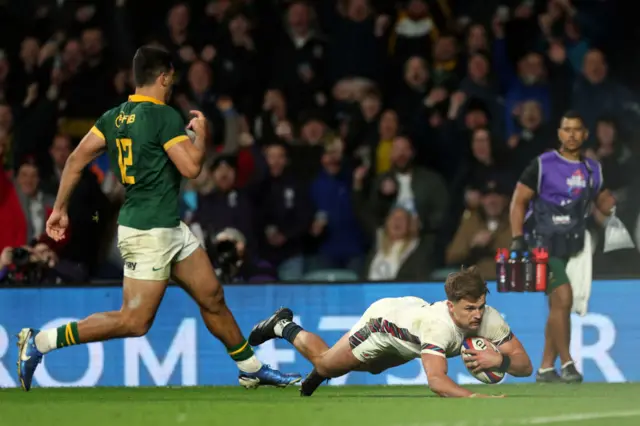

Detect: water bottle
[522,251,535,292]
[508,250,523,292]
[495,249,509,292]
[532,247,549,292]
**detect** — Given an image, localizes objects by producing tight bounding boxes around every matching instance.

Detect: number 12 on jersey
[116,138,135,184]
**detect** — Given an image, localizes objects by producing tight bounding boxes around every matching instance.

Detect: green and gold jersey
[92,94,189,230]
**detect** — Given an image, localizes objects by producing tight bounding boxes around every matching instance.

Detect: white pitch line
[519,410,640,424]
[394,410,640,426]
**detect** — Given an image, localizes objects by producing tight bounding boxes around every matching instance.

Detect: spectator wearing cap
[362,203,433,281]
[192,154,257,259]
[14,160,54,243]
[308,140,366,273]
[445,178,512,280]
[254,141,314,280]
[364,136,448,250]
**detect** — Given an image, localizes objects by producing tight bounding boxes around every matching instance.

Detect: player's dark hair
[132,46,173,87]
[444,266,489,302]
[561,110,585,126]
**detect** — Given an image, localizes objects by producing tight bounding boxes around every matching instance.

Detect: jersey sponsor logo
[152,266,163,271]
[115,112,136,128]
[566,170,587,196]
[125,261,137,271]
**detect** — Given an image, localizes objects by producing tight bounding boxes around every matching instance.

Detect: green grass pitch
[1,384,640,426]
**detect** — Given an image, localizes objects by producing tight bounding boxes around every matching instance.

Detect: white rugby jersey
[349,296,513,361]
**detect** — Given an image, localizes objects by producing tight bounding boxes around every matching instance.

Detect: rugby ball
[461,337,505,384]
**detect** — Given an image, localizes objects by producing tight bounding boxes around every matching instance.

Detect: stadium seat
[303,269,359,282]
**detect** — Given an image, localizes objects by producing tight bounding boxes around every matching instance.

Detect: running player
[17,46,302,391]
[249,267,533,397]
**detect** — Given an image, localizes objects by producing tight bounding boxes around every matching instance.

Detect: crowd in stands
[1,0,640,285]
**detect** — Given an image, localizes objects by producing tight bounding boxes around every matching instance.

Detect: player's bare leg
[171,247,301,388]
[17,278,167,391]
[249,308,362,395]
[172,248,245,347]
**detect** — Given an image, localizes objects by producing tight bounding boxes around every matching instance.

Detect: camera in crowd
[207,228,246,282]
[0,243,59,285]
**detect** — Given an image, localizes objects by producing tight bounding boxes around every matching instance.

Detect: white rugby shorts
[117,221,201,280]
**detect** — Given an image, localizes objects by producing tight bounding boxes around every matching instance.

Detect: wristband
[499,354,511,373]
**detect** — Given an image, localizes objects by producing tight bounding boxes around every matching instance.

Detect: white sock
[34,329,58,354]
[561,360,574,369]
[538,367,555,374]
[237,355,262,373]
[273,319,291,338]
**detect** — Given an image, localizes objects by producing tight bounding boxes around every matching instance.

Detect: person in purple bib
[509,110,617,383]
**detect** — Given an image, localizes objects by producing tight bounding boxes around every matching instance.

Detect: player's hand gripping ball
[461,337,505,384]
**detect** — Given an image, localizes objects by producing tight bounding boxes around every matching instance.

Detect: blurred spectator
[465,23,489,56]
[448,128,512,235]
[458,52,503,137]
[288,113,334,183]
[192,155,257,258]
[388,0,439,65]
[175,60,226,150]
[0,102,12,171]
[373,109,399,175]
[446,179,511,280]
[254,89,289,145]
[367,136,449,241]
[391,56,430,127]
[571,49,640,147]
[328,0,381,84]
[362,205,433,281]
[14,160,54,243]
[436,94,491,179]
[586,117,636,211]
[41,134,71,194]
[506,100,552,176]
[308,140,366,272]
[431,35,463,90]
[0,154,27,250]
[255,142,314,280]
[271,1,328,115]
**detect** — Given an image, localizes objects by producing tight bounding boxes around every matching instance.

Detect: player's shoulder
[479,305,509,331]
[99,104,124,121]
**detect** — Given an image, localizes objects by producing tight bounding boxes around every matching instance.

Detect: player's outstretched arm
[496,334,533,377]
[421,353,475,397]
[54,130,106,212]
